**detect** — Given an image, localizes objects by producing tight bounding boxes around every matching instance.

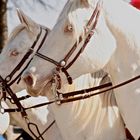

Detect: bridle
[26,0,140,106]
[1,0,138,109]
[0,0,103,110]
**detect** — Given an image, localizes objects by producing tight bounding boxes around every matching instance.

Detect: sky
[0,136,5,140]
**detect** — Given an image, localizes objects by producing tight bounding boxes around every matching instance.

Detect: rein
[0,75,27,117]
[58,75,140,104]
[2,74,140,110]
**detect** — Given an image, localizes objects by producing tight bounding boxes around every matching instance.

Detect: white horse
[0,10,63,140]
[21,0,140,139]
[0,9,127,140]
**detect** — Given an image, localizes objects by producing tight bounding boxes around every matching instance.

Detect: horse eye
[10,49,19,56]
[64,24,73,33]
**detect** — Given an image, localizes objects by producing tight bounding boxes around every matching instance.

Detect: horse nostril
[23,72,35,87]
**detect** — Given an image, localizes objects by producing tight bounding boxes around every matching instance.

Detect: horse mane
[8,25,25,42]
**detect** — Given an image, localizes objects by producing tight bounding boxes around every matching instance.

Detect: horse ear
[16,8,39,33]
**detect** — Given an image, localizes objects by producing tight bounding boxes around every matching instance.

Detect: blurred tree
[0,0,8,52]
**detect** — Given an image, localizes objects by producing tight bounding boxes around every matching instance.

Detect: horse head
[0,9,50,93]
[22,0,116,97]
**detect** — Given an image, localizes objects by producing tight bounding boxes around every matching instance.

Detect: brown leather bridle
[17,0,140,107]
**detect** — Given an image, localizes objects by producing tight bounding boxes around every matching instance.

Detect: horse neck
[103,0,140,82]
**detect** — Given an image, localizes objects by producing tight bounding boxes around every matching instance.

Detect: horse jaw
[16,8,40,34]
